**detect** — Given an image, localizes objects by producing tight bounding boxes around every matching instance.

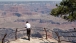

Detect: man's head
[26,21,29,23]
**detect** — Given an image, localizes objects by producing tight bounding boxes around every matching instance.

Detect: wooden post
[15,28,18,40]
[44,28,47,39]
[74,28,76,31]
[55,32,61,43]
[2,33,7,43]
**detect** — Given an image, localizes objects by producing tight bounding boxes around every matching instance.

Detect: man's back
[25,23,31,28]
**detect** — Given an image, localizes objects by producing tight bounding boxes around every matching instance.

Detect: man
[25,21,31,41]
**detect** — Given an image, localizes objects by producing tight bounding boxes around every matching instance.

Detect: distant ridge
[0,1,61,2]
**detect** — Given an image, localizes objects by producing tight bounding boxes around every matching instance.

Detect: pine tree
[51,0,76,21]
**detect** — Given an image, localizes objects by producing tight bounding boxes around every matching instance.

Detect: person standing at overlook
[25,21,31,41]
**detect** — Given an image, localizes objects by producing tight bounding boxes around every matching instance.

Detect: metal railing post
[2,33,7,43]
[55,32,61,43]
[44,28,47,39]
[15,28,18,40]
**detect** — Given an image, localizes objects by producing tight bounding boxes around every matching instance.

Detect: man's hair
[26,21,29,23]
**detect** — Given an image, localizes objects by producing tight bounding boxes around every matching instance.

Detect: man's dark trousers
[27,28,31,41]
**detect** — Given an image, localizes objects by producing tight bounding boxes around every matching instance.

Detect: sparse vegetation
[14,13,21,17]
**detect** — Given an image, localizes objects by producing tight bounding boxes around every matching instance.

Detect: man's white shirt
[25,23,31,28]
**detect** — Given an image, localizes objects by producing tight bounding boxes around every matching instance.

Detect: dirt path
[9,37,58,43]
